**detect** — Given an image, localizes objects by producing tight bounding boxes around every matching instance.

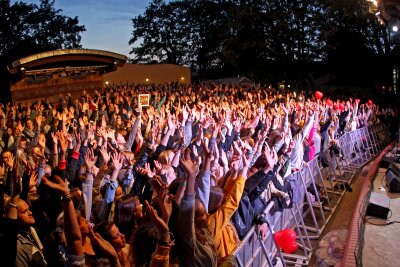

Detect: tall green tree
[318,0,398,59]
[0,0,85,101]
[0,0,85,61]
[129,0,398,81]
[129,0,193,65]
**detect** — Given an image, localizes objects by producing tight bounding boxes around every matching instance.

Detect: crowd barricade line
[371,124,381,151]
[318,150,342,198]
[373,125,381,153]
[296,160,331,239]
[365,126,376,157]
[318,149,347,200]
[232,123,390,267]
[308,158,332,212]
[362,127,373,157]
[355,129,368,166]
[349,130,365,168]
[337,132,359,175]
[233,202,284,267]
[338,133,357,170]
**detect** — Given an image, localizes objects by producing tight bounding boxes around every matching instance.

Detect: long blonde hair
[157,150,175,165]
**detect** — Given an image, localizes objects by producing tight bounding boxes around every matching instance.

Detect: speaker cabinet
[386,168,400,193]
[366,192,390,219]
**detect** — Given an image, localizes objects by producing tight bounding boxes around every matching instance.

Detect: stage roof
[7,49,127,75]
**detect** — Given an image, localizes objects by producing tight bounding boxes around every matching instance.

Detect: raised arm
[125,112,142,151]
[175,148,200,264]
[42,176,83,260]
[209,153,249,235]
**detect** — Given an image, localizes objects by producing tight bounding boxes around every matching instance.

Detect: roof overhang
[8,49,127,75]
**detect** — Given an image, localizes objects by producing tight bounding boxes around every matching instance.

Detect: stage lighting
[388,19,400,32]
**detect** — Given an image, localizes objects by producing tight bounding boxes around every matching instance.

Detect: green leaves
[0,0,85,61]
[129,0,397,79]
[129,0,192,65]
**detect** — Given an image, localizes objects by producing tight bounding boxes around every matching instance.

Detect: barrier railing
[232,123,390,267]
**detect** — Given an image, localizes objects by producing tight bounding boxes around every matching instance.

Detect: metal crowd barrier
[232,123,390,267]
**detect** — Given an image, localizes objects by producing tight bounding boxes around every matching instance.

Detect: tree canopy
[0,0,85,62]
[0,0,85,101]
[129,0,399,80]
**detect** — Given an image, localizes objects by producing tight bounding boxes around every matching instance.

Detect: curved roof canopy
[8,49,127,75]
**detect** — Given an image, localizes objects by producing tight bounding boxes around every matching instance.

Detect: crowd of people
[0,82,397,267]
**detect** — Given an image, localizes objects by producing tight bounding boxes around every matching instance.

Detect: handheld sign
[138,94,150,107]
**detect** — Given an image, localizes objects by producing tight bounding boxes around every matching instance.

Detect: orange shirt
[207,175,246,258]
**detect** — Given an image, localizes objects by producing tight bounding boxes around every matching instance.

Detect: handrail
[232,123,390,267]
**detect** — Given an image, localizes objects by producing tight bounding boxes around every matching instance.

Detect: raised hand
[220,149,229,168]
[82,102,89,112]
[230,157,241,172]
[190,139,200,157]
[4,153,15,170]
[84,148,96,171]
[202,116,214,129]
[264,142,277,170]
[29,172,38,190]
[99,146,110,165]
[145,200,169,242]
[167,114,175,131]
[233,119,242,132]
[78,117,85,129]
[97,127,107,139]
[111,152,123,172]
[182,105,189,122]
[180,148,199,178]
[201,138,215,163]
[211,121,220,138]
[281,103,290,115]
[42,175,69,196]
[136,162,155,178]
[73,131,81,151]
[242,152,251,169]
[57,131,68,154]
[57,112,63,121]
[87,128,95,141]
[232,140,242,158]
[224,117,233,134]
[62,112,68,122]
[35,114,43,127]
[67,133,74,145]
[258,223,269,242]
[106,128,115,141]
[149,174,165,196]
[153,160,163,175]
[88,228,120,266]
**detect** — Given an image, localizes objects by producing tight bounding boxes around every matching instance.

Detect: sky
[16,0,152,56]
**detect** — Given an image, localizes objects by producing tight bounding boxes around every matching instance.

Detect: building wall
[102,63,191,86]
[11,73,102,104]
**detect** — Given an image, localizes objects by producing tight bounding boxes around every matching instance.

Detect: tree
[129,0,193,65]
[0,0,85,61]
[129,0,398,83]
[0,0,85,101]
[317,0,399,59]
